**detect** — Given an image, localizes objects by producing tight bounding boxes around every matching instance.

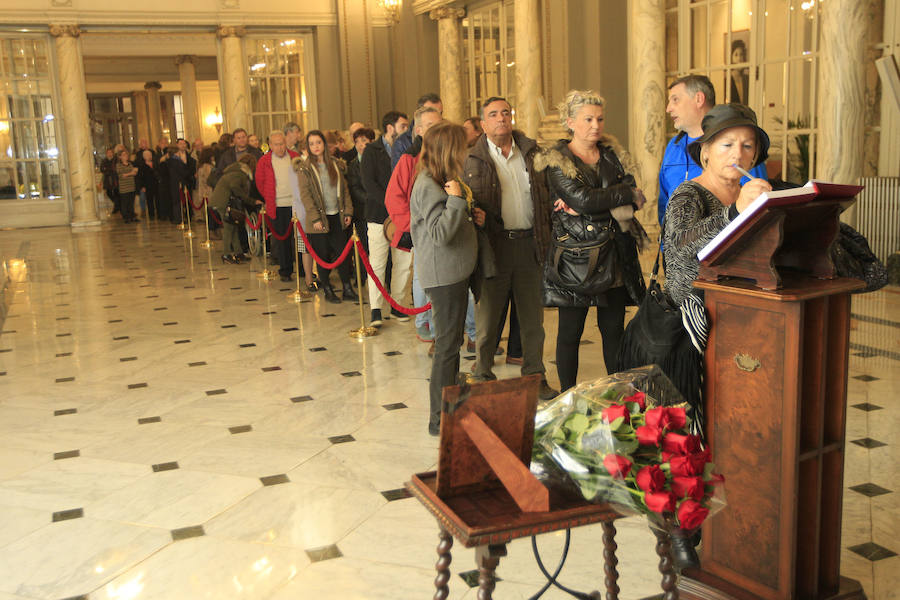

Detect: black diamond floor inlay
[206,389,227,396]
[262,366,281,372]
[848,542,897,561]
[188,361,207,367]
[152,461,179,472]
[54,408,77,416]
[240,343,256,348]
[174,339,191,344]
[382,403,408,410]
[55,377,75,383]
[52,508,84,522]
[283,327,299,332]
[850,438,888,449]
[306,544,342,562]
[384,351,402,356]
[328,434,355,444]
[229,425,252,434]
[381,488,412,501]
[56,333,71,337]
[108,319,123,324]
[56,352,72,357]
[853,374,879,382]
[128,382,148,389]
[138,416,162,424]
[291,395,313,403]
[171,525,205,541]
[54,450,80,460]
[113,336,129,340]
[163,322,177,326]
[260,474,290,486]
[341,371,361,377]
[120,356,138,362]
[309,347,327,352]
[222,324,237,328]
[849,483,892,497]
[851,402,883,411]
[321,313,336,318]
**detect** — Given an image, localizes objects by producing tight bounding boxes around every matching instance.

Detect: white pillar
[144,81,163,145]
[627,0,666,233]
[50,25,99,225]
[175,55,202,143]
[217,26,250,132]
[514,0,541,138]
[133,90,150,144]
[430,8,466,123]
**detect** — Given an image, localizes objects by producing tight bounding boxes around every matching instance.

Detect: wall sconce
[205,107,223,134]
[378,0,401,25]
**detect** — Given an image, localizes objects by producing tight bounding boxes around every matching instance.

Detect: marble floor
[0,220,897,600]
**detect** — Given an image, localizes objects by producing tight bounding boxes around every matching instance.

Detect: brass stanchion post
[183,188,194,239]
[349,224,377,339]
[287,216,311,302]
[176,185,186,230]
[256,208,275,281]
[200,197,212,249]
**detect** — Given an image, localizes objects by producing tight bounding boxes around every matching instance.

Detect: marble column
[175,55,202,143]
[514,0,541,138]
[430,8,466,123]
[49,25,99,225]
[144,81,163,145]
[217,26,249,132]
[626,0,666,234]
[817,0,867,225]
[133,91,150,144]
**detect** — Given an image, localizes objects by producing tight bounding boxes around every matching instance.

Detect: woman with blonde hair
[535,89,648,390]
[410,121,485,436]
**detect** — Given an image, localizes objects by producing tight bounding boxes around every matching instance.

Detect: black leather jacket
[536,140,646,308]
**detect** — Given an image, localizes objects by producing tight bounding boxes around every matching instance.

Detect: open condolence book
[697,180,863,263]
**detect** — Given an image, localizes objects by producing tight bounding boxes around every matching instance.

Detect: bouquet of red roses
[531,367,725,532]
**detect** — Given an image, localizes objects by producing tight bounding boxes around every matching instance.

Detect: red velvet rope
[188,192,204,211]
[264,214,294,241]
[354,240,432,315]
[245,215,260,230]
[207,205,223,226]
[293,221,354,270]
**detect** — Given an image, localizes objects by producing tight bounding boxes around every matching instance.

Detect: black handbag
[831,223,888,294]
[544,214,616,295]
[224,196,246,226]
[618,249,702,415]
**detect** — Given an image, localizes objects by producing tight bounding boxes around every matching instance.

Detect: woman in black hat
[662,103,772,306]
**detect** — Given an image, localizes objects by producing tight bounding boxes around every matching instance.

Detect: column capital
[133,90,148,98]
[144,81,162,91]
[216,25,246,39]
[49,24,81,38]
[175,55,199,66]
[429,7,465,20]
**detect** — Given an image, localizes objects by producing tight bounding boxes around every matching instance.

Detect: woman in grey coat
[410,122,485,436]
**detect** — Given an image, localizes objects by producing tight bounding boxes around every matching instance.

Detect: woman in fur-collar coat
[534,90,647,391]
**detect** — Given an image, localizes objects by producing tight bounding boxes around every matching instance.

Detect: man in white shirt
[463,97,557,400]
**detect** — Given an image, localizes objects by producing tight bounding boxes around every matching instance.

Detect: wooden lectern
[677,182,867,600]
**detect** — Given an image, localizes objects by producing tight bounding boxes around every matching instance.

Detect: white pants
[366,222,413,311]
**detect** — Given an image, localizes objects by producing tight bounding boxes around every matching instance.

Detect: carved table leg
[652,527,679,600]
[601,521,620,600]
[434,527,453,600]
[475,543,507,600]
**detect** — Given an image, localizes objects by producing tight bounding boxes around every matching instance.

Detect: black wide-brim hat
[687,103,770,168]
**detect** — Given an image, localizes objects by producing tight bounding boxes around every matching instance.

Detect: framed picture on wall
[727,30,751,104]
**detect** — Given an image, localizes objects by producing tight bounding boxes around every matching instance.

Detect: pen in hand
[732,163,753,179]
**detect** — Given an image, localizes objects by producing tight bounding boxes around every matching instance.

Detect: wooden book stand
[407,375,682,600]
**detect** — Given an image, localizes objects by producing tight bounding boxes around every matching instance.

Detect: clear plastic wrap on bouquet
[531,366,726,532]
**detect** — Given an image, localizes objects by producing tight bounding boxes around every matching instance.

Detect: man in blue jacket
[658,75,768,225]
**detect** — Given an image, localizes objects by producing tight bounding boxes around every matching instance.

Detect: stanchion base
[349,326,378,339]
[176,223,186,230]
[183,230,194,238]
[200,241,213,249]
[288,291,313,302]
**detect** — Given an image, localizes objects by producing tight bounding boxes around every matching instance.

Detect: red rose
[687,449,711,473]
[645,407,670,430]
[623,390,646,410]
[669,455,700,477]
[671,476,705,501]
[662,432,702,455]
[602,454,633,479]
[645,491,676,513]
[601,404,630,425]
[636,425,663,446]
[666,407,687,430]
[662,451,674,462]
[635,465,666,493]
[677,499,710,530]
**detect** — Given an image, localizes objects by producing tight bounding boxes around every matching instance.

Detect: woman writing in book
[662,104,771,306]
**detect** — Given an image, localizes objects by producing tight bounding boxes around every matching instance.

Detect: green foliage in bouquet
[532,375,725,532]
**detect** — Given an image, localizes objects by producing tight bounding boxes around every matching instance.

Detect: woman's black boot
[322,284,341,304]
[341,282,358,301]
